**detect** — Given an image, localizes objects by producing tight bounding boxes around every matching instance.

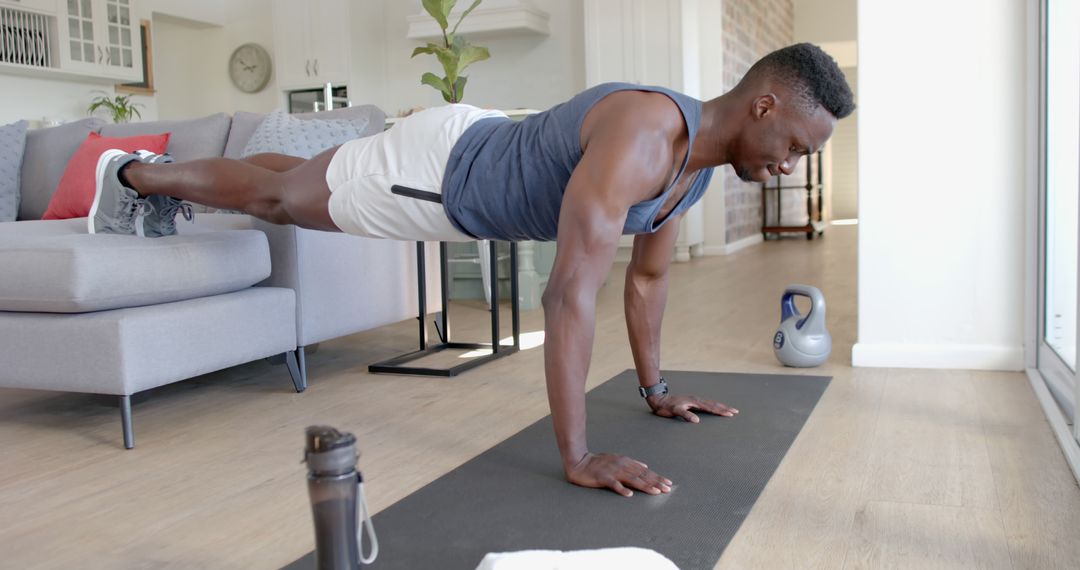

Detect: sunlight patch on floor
[459,330,545,358]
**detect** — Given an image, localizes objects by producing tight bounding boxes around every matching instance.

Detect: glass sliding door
[1038,0,1080,435]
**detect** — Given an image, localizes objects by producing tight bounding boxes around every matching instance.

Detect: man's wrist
[561,449,590,471]
[639,376,669,412]
[638,377,668,398]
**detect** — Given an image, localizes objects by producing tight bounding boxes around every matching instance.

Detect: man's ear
[752,94,777,119]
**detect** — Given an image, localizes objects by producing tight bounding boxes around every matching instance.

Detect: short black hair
[744,43,855,119]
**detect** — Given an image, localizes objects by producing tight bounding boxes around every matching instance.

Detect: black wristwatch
[638,377,669,398]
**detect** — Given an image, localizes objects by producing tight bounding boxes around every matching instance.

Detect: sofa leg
[286,347,307,393]
[120,395,134,449]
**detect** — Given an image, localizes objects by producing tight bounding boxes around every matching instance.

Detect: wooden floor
[2,225,1078,569]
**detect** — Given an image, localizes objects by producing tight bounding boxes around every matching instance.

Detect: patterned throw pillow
[240,108,370,159]
[0,120,29,223]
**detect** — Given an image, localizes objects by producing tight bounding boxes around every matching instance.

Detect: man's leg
[122,146,340,232]
[238,152,306,172]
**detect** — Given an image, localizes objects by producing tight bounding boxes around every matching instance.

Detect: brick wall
[722,0,795,244]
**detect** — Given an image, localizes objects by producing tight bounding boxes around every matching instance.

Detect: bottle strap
[357,475,379,565]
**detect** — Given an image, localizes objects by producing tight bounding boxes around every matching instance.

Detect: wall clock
[229,43,273,93]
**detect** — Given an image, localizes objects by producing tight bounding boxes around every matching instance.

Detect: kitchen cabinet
[59,0,141,81]
[272,0,350,89]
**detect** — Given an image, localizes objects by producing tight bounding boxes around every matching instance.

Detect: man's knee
[246,199,293,225]
[243,153,305,172]
[280,190,335,231]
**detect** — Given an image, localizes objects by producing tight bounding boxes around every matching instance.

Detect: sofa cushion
[0,120,28,222]
[100,113,231,162]
[223,104,386,159]
[18,118,106,220]
[241,108,371,159]
[0,218,271,313]
[42,131,170,220]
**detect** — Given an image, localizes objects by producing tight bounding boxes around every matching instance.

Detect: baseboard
[851,342,1025,371]
[702,234,764,256]
[1026,368,1080,485]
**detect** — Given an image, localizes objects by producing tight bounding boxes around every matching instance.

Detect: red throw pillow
[42,131,170,220]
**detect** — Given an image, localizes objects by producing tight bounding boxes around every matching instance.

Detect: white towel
[474,547,680,570]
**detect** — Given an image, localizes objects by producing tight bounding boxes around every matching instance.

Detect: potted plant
[411,0,490,103]
[87,92,143,123]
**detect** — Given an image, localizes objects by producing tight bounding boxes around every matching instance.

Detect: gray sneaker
[88,149,152,236]
[134,150,193,237]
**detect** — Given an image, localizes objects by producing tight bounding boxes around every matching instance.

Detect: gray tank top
[441,82,714,242]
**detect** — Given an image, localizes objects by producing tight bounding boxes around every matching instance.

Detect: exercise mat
[285,370,830,570]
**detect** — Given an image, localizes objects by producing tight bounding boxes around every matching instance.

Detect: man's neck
[687,94,741,171]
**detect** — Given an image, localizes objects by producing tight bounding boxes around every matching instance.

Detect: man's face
[732,97,836,183]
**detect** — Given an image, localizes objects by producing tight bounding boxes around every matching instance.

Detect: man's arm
[542,126,674,498]
[624,220,740,422]
[624,216,680,392]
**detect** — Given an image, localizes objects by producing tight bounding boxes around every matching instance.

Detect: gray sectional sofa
[0,106,441,448]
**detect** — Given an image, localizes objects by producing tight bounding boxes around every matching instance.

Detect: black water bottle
[304,426,363,570]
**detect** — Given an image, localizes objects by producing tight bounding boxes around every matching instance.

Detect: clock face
[229,43,273,93]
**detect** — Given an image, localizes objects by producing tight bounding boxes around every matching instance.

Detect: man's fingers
[626,469,671,495]
[679,407,700,423]
[688,397,738,417]
[610,480,633,497]
[703,398,739,417]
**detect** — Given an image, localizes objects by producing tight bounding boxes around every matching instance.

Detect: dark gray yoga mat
[285,370,830,570]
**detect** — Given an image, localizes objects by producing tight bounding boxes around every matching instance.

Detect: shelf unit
[761,150,825,240]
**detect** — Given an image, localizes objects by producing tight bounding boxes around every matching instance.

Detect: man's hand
[647,394,739,423]
[566,452,673,497]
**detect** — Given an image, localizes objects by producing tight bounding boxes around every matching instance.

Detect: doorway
[1036,0,1079,440]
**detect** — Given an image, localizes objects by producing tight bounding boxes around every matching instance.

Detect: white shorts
[325,104,507,241]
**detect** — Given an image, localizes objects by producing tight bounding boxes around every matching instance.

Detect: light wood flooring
[1,225,1078,569]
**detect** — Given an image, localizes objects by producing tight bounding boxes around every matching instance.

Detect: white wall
[698,0,727,253]
[152,16,229,120]
[0,73,157,125]
[350,0,586,116]
[853,0,1028,370]
[152,1,279,120]
[795,0,856,44]
[142,0,226,27]
[829,66,858,219]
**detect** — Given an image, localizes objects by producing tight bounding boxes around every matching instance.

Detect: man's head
[727,43,855,183]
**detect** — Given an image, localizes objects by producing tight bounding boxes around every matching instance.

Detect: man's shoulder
[584,90,686,148]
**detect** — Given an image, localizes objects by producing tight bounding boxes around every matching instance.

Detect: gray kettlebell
[773,284,831,367]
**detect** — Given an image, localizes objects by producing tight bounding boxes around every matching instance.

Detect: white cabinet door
[584,0,637,85]
[272,0,313,88]
[311,0,349,85]
[273,0,349,89]
[585,0,681,87]
[60,0,103,74]
[58,0,140,80]
[634,0,681,89]
[97,0,140,80]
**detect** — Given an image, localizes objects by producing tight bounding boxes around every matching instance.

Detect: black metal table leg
[489,240,499,354]
[510,242,520,348]
[369,240,521,377]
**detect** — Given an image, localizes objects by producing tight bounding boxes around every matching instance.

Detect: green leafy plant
[87,92,143,123]
[411,0,491,103]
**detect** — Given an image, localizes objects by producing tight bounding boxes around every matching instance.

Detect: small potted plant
[412,0,490,104]
[87,91,144,123]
